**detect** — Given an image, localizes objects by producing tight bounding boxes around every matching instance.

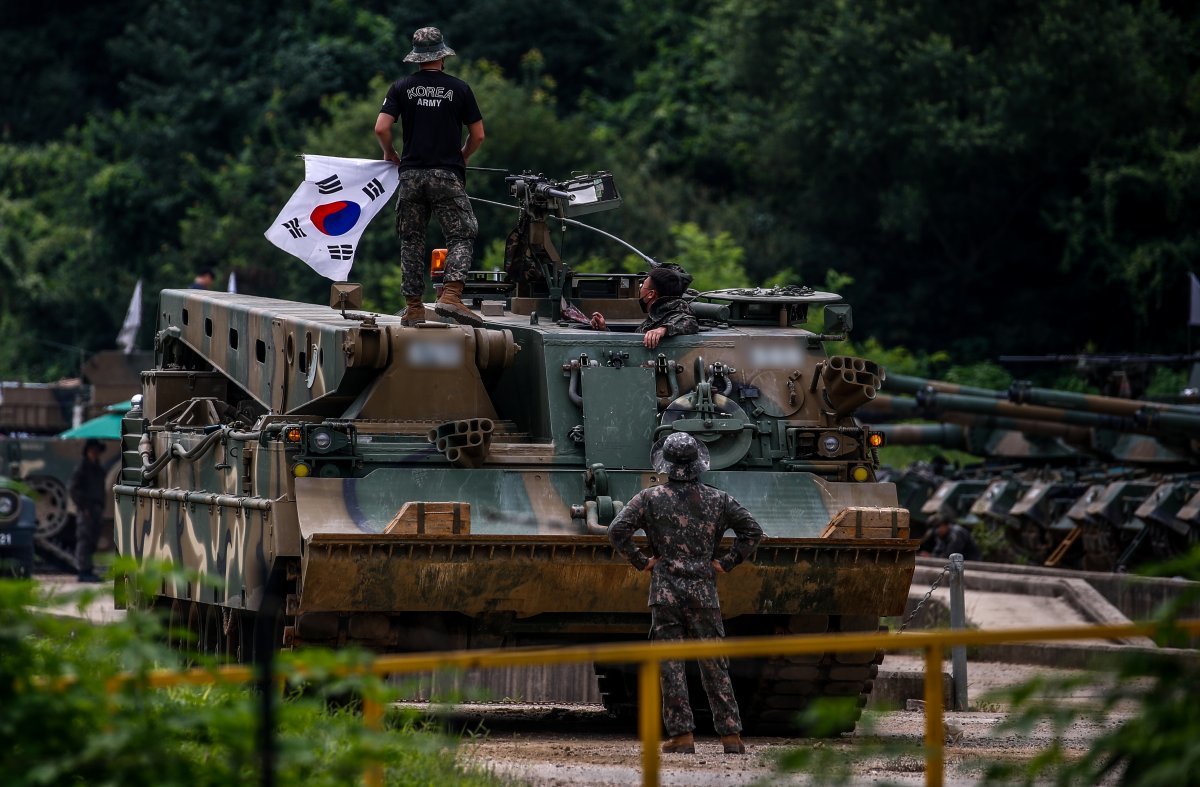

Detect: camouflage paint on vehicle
[115,172,916,735]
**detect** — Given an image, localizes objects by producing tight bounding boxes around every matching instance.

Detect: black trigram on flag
[280,218,306,239]
[361,178,385,201]
[328,244,353,260]
[316,175,343,194]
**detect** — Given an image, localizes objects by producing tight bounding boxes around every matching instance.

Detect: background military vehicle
[115,170,917,734]
[0,481,37,578]
[864,373,1200,570]
[1,351,148,568]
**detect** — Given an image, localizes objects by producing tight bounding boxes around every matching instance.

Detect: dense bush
[0,560,503,787]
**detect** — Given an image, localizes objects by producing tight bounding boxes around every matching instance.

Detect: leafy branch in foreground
[0,559,506,787]
[979,546,1200,786]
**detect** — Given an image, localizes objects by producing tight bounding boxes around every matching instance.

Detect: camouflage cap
[651,432,711,482]
[404,27,456,63]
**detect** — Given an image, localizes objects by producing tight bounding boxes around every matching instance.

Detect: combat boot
[434,280,483,327]
[661,732,695,754]
[399,295,426,326]
[720,733,746,754]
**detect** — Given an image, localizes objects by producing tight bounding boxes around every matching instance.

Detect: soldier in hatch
[608,432,763,755]
[589,266,699,349]
[375,26,485,327]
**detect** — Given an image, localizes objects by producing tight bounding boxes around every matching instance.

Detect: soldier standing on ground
[69,439,107,582]
[608,432,763,754]
[375,26,485,328]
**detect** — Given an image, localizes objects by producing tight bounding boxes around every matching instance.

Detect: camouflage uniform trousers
[394,168,478,297]
[651,605,743,737]
[75,502,102,576]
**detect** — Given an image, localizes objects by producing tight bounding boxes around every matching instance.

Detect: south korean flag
[265,155,399,280]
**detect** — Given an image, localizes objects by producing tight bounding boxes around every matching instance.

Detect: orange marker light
[430,248,448,275]
[285,427,303,443]
[868,432,885,448]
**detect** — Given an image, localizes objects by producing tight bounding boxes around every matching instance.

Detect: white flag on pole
[116,279,143,354]
[264,155,400,281]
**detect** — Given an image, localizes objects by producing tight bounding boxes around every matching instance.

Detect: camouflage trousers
[651,605,743,737]
[75,503,102,576]
[394,168,478,297]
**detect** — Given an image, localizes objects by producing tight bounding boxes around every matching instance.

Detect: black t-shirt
[380,70,482,181]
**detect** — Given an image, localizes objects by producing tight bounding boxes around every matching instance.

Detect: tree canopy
[1,0,1196,379]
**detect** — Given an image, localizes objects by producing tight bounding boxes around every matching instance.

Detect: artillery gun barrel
[1008,382,1200,420]
[916,389,1145,433]
[876,423,967,448]
[858,393,922,422]
[940,412,1093,442]
[887,373,1006,399]
[866,395,1093,442]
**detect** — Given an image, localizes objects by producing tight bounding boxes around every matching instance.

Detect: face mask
[639,286,655,313]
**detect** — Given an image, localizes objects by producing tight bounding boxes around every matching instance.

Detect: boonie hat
[651,432,711,482]
[404,27,456,63]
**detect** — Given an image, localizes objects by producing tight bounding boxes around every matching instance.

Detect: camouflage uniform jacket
[638,296,699,338]
[608,480,763,608]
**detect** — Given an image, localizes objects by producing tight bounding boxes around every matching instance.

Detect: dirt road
[453,698,1126,786]
[451,656,1128,786]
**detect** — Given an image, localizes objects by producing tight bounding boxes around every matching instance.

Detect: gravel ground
[453,658,1130,786]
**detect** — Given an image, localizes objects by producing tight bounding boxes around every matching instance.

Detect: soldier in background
[608,432,763,754]
[589,266,699,349]
[69,439,107,582]
[923,515,982,561]
[375,26,485,328]
[190,267,215,289]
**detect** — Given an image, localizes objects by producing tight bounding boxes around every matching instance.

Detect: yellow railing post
[638,659,661,787]
[924,643,944,787]
[362,696,384,787]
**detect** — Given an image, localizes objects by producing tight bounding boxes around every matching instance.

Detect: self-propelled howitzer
[115,171,916,734]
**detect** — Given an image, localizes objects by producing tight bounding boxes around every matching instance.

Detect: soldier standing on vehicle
[589,266,699,349]
[608,432,763,754]
[375,26,485,328]
[69,439,107,583]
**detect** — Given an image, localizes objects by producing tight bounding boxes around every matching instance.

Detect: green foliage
[1145,367,1189,398]
[667,222,750,292]
[942,362,1012,391]
[0,559,502,787]
[3,0,1199,379]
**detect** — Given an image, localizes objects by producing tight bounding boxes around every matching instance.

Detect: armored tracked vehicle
[866,374,1200,569]
[115,171,917,733]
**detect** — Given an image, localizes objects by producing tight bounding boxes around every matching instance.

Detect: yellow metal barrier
[114,620,1200,787]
